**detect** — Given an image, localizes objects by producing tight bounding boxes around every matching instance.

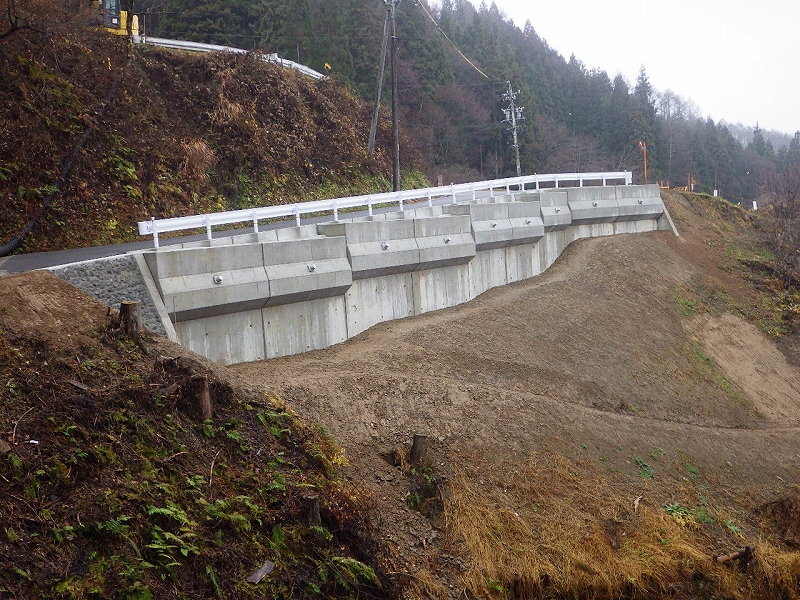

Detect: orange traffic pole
[637,141,648,184]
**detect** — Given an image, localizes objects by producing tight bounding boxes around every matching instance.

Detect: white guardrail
[142,37,326,80]
[138,172,632,248]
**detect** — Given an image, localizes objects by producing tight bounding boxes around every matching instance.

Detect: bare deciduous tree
[766,132,800,290]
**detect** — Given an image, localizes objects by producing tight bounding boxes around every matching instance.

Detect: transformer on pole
[502,81,525,177]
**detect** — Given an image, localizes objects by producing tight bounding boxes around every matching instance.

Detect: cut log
[303,494,322,527]
[410,434,427,463]
[119,301,142,341]
[190,374,213,421]
[715,546,755,566]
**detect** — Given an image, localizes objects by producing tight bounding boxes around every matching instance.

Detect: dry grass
[180,138,216,182]
[441,452,800,599]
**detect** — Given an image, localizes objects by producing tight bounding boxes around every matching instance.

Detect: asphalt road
[0,192,485,273]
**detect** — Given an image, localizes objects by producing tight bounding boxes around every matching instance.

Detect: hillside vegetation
[2,190,799,599]
[0,272,389,599]
[151,0,797,199]
[0,3,422,253]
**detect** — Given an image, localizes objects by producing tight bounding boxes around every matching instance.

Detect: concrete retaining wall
[54,184,671,365]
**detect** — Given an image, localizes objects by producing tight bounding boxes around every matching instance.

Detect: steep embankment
[0,271,389,599]
[231,191,800,599]
[0,11,419,254]
[2,191,799,599]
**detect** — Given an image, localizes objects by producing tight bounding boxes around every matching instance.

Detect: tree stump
[303,494,321,527]
[410,434,428,464]
[119,301,143,341]
[190,374,213,421]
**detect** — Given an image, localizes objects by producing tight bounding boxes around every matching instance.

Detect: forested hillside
[143,0,798,200]
[0,1,424,253]
[2,0,799,254]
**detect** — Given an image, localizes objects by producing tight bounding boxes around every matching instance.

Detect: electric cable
[414,0,491,80]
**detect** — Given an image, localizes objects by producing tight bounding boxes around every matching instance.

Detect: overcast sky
[464,0,799,135]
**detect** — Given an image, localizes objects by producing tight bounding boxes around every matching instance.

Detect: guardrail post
[471,186,476,202]
[367,196,374,216]
[252,212,259,233]
[333,201,338,222]
[555,178,560,189]
[579,176,584,187]
[427,191,432,208]
[399,197,404,212]
[150,217,159,249]
[451,184,456,204]
[506,183,510,193]
[602,177,607,186]
[294,205,301,227]
[535,178,540,190]
[204,216,212,240]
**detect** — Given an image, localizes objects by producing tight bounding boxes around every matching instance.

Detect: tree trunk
[410,434,427,464]
[119,301,142,341]
[303,494,321,527]
[190,374,213,421]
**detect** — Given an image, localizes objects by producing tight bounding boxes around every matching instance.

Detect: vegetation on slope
[150,0,797,197]
[0,272,388,599]
[0,1,423,253]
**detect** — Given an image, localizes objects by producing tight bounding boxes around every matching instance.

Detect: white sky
[466,0,799,135]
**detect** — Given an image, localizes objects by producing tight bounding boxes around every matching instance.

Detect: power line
[414,0,491,80]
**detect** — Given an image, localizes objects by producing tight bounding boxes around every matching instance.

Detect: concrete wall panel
[262,296,348,359]
[469,248,508,298]
[319,220,421,279]
[263,237,352,305]
[542,230,568,269]
[176,309,266,365]
[166,268,270,321]
[414,214,476,271]
[615,184,664,221]
[541,205,571,231]
[344,273,414,337]
[614,219,657,234]
[412,264,471,314]
[505,242,542,283]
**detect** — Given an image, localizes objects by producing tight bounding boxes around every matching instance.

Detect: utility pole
[367,10,391,156]
[502,81,524,177]
[637,140,648,183]
[389,0,401,191]
[368,0,401,192]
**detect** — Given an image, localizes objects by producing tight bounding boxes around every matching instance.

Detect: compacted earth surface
[232,192,800,597]
[2,191,799,599]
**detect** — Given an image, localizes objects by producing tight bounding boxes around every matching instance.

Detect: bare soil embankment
[232,191,800,598]
[2,191,799,599]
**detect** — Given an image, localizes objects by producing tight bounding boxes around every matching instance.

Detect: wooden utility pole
[389,0,401,191]
[638,140,648,183]
[367,10,391,156]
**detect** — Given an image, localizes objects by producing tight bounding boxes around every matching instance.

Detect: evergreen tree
[607,74,633,157]
[631,66,663,177]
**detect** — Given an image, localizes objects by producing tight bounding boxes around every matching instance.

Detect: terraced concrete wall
[140,184,673,364]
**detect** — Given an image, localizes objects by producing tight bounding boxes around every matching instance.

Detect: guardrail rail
[142,37,326,80]
[138,171,632,248]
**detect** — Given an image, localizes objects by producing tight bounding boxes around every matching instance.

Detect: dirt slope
[3,191,799,598]
[231,193,800,597]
